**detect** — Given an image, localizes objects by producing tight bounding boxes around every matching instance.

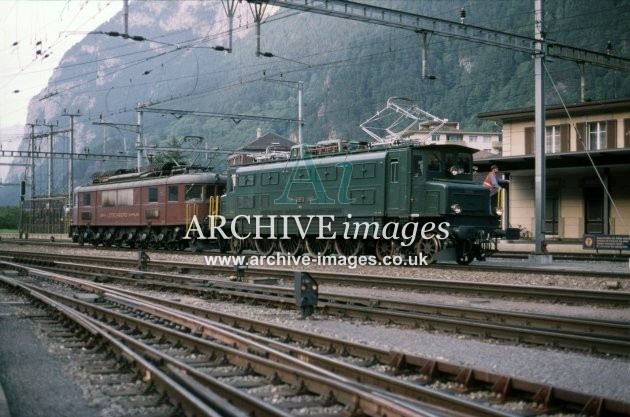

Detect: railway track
[2,249,628,306]
[3,252,629,357]
[2,239,629,279]
[2,265,629,416]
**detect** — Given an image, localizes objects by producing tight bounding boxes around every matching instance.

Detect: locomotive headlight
[495,207,504,216]
[451,203,462,214]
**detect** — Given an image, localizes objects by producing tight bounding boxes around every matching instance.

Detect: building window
[431,134,440,142]
[545,125,561,153]
[588,121,607,150]
[148,187,158,203]
[447,134,462,142]
[483,135,491,143]
[468,135,477,143]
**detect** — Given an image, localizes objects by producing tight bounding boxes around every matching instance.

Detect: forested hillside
[3,0,629,204]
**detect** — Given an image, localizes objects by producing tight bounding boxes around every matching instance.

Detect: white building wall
[498,106,630,240]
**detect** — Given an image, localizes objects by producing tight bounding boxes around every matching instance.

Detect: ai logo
[274,156,355,205]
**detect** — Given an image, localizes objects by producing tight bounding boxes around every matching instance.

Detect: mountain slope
[3,0,629,204]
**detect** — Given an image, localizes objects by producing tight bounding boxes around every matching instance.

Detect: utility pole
[137,106,144,170]
[533,0,548,261]
[123,0,129,36]
[27,123,36,204]
[249,2,267,56]
[63,110,80,208]
[24,122,36,239]
[298,81,303,144]
[222,0,238,52]
[39,120,59,198]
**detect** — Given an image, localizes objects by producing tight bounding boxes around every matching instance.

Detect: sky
[0,0,123,131]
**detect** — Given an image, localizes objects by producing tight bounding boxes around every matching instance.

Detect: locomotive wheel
[305,236,331,257]
[147,235,159,250]
[254,237,276,256]
[279,235,303,256]
[375,239,394,262]
[229,236,243,254]
[189,237,203,252]
[455,239,474,265]
[334,238,363,257]
[415,236,439,264]
[218,235,230,253]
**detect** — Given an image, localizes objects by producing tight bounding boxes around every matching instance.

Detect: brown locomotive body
[71,165,226,249]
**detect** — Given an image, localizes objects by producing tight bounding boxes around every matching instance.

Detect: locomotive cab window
[81,193,91,206]
[168,186,179,202]
[390,160,399,183]
[444,152,472,177]
[428,153,441,171]
[148,187,158,203]
[412,155,423,177]
[185,184,203,201]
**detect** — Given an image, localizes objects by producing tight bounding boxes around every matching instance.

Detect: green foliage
[0,207,20,230]
[149,137,188,165]
[3,0,628,207]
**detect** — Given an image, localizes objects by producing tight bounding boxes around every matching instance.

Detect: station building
[475,98,630,241]
[403,121,502,155]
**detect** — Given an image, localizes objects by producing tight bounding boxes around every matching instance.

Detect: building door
[545,194,559,235]
[584,187,605,234]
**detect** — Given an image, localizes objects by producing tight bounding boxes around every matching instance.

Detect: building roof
[239,132,295,152]
[474,148,630,171]
[478,97,630,123]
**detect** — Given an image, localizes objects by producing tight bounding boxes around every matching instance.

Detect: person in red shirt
[483,165,509,214]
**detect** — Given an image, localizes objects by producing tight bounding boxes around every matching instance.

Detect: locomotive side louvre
[223,150,390,236]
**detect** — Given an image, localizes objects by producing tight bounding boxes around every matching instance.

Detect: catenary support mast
[533,0,548,259]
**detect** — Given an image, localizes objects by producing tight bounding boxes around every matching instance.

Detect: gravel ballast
[3,243,629,403]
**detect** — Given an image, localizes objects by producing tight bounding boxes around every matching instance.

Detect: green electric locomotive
[217,140,501,265]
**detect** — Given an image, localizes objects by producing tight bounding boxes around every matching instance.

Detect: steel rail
[0,274,232,417]
[3,257,629,356]
[4,266,629,416]
[1,250,628,305]
[3,270,482,417]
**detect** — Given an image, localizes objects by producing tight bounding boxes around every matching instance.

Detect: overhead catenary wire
[4,2,629,141]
